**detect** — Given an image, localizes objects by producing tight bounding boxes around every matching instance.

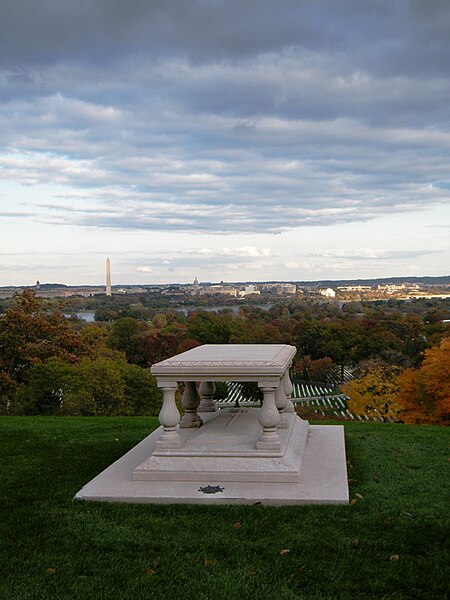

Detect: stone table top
[151,344,296,383]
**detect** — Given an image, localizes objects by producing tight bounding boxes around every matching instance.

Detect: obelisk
[106,257,112,296]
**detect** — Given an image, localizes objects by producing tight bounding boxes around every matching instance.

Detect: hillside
[0,417,448,599]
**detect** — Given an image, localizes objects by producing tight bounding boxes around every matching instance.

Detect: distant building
[377,284,405,294]
[276,283,297,295]
[239,285,261,297]
[260,283,297,295]
[191,276,200,294]
[320,288,336,298]
[337,285,372,292]
[199,285,238,297]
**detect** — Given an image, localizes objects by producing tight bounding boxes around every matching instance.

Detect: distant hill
[1,275,449,290]
[38,283,69,290]
[298,275,450,287]
[234,275,450,287]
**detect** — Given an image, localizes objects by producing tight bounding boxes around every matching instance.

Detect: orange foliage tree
[395,337,450,424]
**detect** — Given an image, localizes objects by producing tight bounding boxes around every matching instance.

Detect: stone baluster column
[283,369,295,413]
[275,384,288,428]
[257,385,281,450]
[156,383,181,449]
[180,382,203,428]
[198,381,217,412]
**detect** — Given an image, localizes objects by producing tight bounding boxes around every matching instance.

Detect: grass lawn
[0,417,449,600]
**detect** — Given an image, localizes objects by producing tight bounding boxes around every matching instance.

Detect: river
[176,303,273,316]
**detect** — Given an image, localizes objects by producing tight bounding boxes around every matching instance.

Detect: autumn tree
[294,356,337,383]
[0,290,86,376]
[342,361,402,421]
[0,290,86,412]
[142,331,180,365]
[395,337,450,424]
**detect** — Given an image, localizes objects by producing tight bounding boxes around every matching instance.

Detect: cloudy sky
[1,0,449,286]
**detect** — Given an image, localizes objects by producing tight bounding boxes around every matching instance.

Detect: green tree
[61,357,129,416]
[186,311,238,344]
[117,361,162,416]
[107,317,148,365]
[94,307,119,322]
[14,358,76,415]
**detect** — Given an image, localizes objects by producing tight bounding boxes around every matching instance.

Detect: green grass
[0,417,449,600]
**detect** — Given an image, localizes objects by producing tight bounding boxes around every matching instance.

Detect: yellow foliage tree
[342,362,401,421]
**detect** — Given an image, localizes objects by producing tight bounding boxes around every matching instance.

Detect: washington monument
[106,257,112,296]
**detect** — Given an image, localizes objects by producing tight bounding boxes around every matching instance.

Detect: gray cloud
[0,1,449,237]
[1,1,450,76]
[304,249,443,260]
[0,210,36,217]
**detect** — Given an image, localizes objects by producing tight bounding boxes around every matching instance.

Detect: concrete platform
[74,412,349,505]
[133,410,309,483]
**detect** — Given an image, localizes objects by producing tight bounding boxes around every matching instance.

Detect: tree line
[0,289,448,422]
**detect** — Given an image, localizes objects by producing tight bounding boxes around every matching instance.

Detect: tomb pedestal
[74,344,349,505]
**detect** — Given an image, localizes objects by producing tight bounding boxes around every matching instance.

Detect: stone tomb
[75,344,348,504]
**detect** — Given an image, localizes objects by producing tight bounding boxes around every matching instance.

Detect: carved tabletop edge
[151,345,296,373]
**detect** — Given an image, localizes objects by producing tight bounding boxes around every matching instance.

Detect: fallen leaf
[350,499,358,505]
[384,517,394,524]
[152,560,159,569]
[400,511,413,518]
[348,478,357,484]
[45,568,56,576]
[351,538,360,547]
[144,569,155,576]
[77,575,88,580]
[203,558,213,567]
[355,493,363,499]
[248,571,256,576]
[390,554,400,561]
[233,522,242,529]
[280,548,291,556]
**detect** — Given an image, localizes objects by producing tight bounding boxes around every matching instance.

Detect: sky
[0,0,449,286]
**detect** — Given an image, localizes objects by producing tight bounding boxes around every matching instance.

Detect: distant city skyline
[1,1,449,286]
